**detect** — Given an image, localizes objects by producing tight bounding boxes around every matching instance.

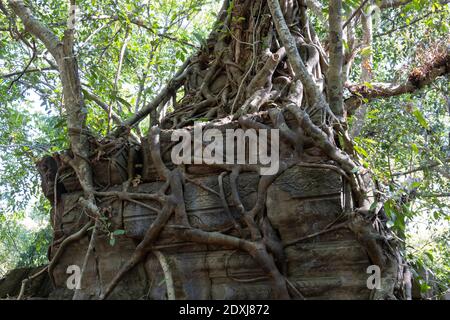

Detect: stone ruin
[1,114,393,300]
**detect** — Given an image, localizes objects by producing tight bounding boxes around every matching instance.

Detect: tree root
[284,221,350,247]
[225,250,269,283]
[153,250,176,300]
[218,172,242,234]
[177,228,290,299]
[99,126,294,299]
[100,200,176,300]
[348,215,387,269]
[73,219,99,300]
[48,221,93,287]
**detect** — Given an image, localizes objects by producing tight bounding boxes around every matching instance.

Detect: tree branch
[379,0,412,9]
[328,0,344,116]
[349,1,374,137]
[82,89,122,125]
[112,57,191,136]
[8,0,61,57]
[346,50,449,113]
[343,0,370,30]
[306,0,326,22]
[82,89,141,141]
[87,14,197,48]
[109,26,131,132]
[0,66,56,78]
[0,0,10,17]
[374,10,436,38]
[392,158,450,177]
[417,193,450,198]
[7,39,36,90]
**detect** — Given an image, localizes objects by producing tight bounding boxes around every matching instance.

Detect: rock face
[267,167,370,299]
[0,267,52,299]
[16,121,377,300]
[42,166,372,300]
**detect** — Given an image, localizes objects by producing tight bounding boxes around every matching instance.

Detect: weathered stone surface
[0,267,52,299]
[49,236,148,300]
[27,128,377,300]
[91,148,129,188]
[123,173,258,241]
[41,165,373,300]
[266,166,371,299]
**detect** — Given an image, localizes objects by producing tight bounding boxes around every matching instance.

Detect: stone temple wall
[27,118,374,299]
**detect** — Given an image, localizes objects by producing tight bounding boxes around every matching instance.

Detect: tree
[0,0,448,299]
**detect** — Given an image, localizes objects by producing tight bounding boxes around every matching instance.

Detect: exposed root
[218,172,242,234]
[185,176,221,198]
[349,215,387,269]
[73,219,99,300]
[225,250,269,283]
[153,250,176,300]
[100,200,176,300]
[48,221,93,287]
[285,277,305,300]
[177,227,290,299]
[284,221,350,247]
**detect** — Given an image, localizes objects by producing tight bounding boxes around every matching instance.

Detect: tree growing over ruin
[0,0,449,299]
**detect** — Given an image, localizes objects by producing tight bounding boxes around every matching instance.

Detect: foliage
[343,0,450,296]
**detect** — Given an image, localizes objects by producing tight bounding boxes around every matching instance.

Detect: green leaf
[351,166,360,173]
[424,251,434,262]
[115,96,133,111]
[361,46,373,57]
[113,229,126,236]
[363,138,377,144]
[384,200,396,221]
[343,40,349,51]
[394,216,405,231]
[411,181,422,188]
[363,82,374,89]
[419,280,431,293]
[192,31,206,47]
[411,143,419,154]
[354,145,368,157]
[412,109,429,129]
